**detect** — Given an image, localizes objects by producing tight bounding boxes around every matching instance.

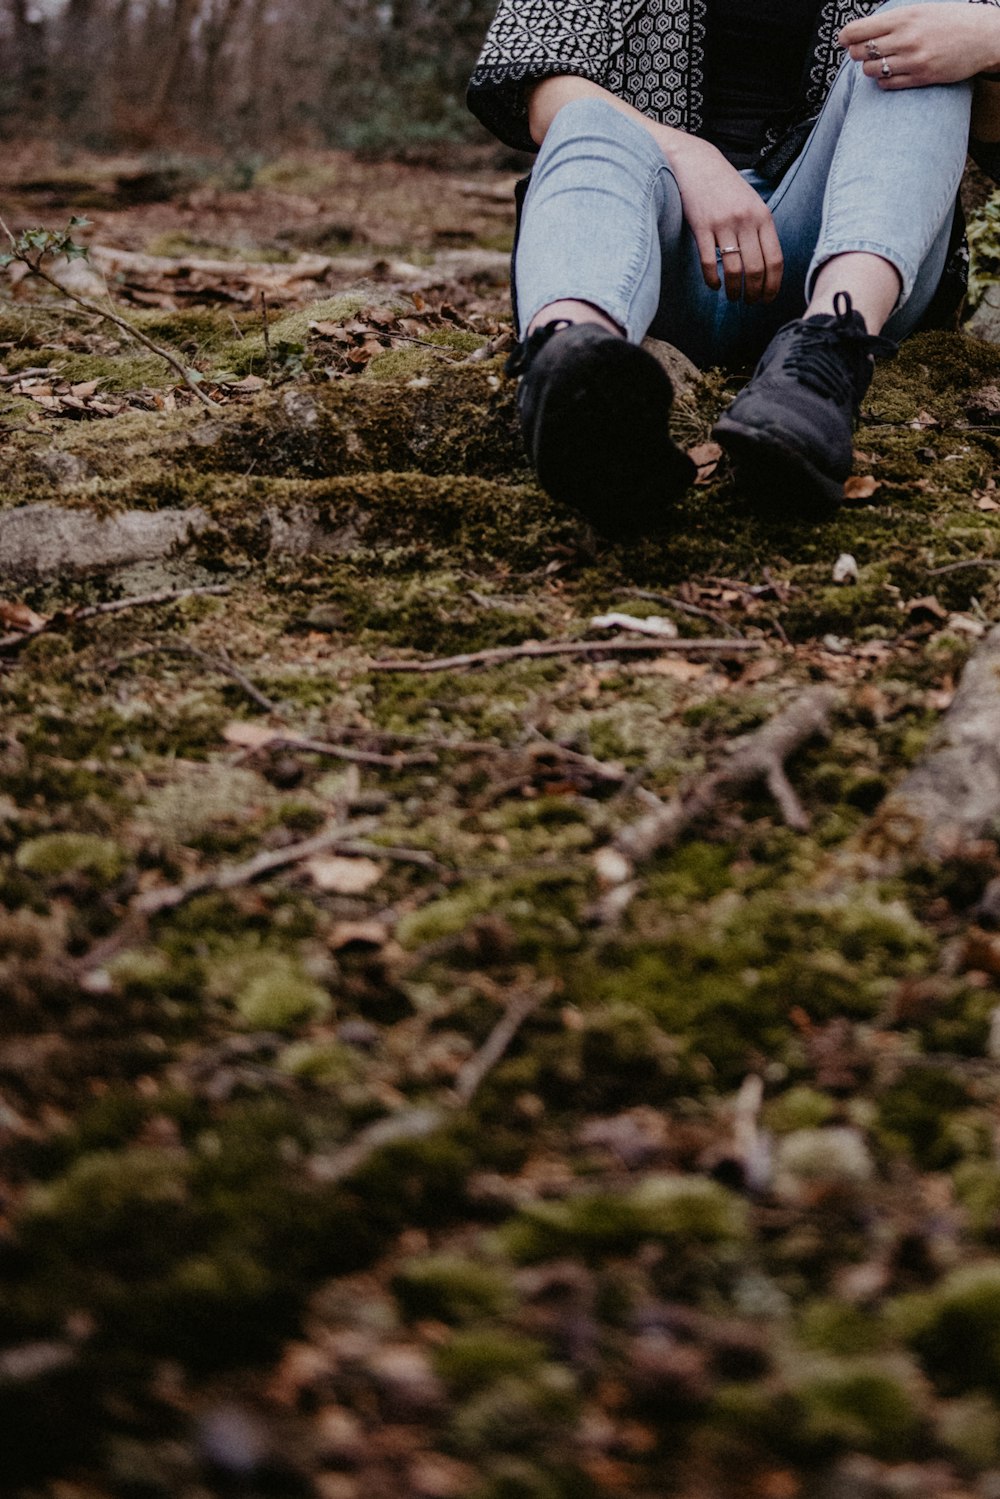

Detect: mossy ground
[7,152,1000,1499]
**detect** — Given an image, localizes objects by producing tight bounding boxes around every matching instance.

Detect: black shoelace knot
[779,291,896,405]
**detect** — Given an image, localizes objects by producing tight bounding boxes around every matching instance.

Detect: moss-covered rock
[897,1262,1000,1393]
[393,1254,516,1324]
[15,832,126,886]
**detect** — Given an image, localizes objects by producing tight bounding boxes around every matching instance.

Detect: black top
[703,0,822,168]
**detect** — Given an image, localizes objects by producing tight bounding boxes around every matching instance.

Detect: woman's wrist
[971,0,1000,74]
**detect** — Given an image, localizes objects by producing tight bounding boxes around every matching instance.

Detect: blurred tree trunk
[202,0,245,113]
[145,0,200,131]
[8,0,47,114]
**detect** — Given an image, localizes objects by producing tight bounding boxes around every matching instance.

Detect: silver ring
[880,58,892,78]
[866,39,882,59]
[718,244,741,256]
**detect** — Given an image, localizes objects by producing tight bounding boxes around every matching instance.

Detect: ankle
[526,300,625,338]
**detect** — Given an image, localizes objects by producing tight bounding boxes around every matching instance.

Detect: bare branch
[612,686,839,867]
[369,637,762,675]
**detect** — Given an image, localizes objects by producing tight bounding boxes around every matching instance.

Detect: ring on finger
[865,39,883,59]
[880,58,892,77]
[718,245,741,256]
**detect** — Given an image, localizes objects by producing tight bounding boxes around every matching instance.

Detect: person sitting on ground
[467,0,1000,535]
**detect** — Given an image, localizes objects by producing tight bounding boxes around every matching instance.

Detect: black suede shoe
[713,292,896,514]
[506,321,696,539]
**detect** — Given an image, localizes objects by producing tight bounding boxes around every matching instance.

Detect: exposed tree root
[876,623,1000,859]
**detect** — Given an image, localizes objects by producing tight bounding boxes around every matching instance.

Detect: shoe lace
[779,291,896,404]
[505,319,572,377]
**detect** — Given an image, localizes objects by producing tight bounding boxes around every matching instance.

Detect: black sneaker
[713,291,896,513]
[506,321,696,539]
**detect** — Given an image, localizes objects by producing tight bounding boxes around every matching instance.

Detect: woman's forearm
[527,74,685,156]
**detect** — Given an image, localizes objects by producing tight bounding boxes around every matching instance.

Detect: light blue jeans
[514,0,973,367]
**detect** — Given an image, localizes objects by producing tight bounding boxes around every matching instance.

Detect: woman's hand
[528,75,782,302]
[840,3,1000,88]
[655,129,783,303]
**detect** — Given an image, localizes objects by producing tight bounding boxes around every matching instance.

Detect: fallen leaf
[69,379,101,398]
[832,553,859,585]
[688,440,722,484]
[307,855,383,895]
[977,494,1000,512]
[843,475,880,502]
[228,375,269,392]
[328,920,388,950]
[0,600,47,632]
[638,657,710,681]
[591,612,678,639]
[223,721,280,750]
[905,594,948,623]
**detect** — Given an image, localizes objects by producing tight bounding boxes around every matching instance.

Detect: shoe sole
[713,414,845,515]
[530,341,696,539]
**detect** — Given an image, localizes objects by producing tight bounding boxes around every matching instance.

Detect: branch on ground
[0,216,219,410]
[368,637,763,675]
[611,685,840,869]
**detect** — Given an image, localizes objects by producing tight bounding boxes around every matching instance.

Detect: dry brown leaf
[637,657,710,681]
[977,494,1000,512]
[843,475,880,501]
[905,594,948,623]
[69,379,101,398]
[328,920,389,950]
[688,440,722,484]
[0,600,47,632]
[307,855,383,895]
[223,721,280,750]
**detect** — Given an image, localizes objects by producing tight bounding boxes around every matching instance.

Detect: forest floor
[8,143,1000,1499]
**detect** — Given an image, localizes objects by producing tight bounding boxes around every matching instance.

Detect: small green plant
[966,190,1000,312]
[0,214,218,409]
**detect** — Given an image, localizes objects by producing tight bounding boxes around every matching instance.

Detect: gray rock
[265,504,361,557]
[34,450,97,488]
[641,336,702,398]
[966,288,1000,345]
[0,503,210,580]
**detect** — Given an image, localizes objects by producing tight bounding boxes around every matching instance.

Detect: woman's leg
[513,95,686,344]
[653,0,971,368]
[709,6,973,509]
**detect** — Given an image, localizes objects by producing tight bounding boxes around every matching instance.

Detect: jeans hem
[518,292,636,340]
[808,239,916,307]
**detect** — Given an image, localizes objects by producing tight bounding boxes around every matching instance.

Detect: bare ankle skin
[526,300,625,338]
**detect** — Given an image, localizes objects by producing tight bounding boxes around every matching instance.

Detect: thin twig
[622,587,744,638]
[112,641,279,714]
[0,214,218,410]
[260,291,272,376]
[0,586,232,654]
[266,734,437,769]
[329,839,446,872]
[927,558,1000,577]
[369,637,761,674]
[134,817,380,917]
[309,988,544,1185]
[453,990,542,1105]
